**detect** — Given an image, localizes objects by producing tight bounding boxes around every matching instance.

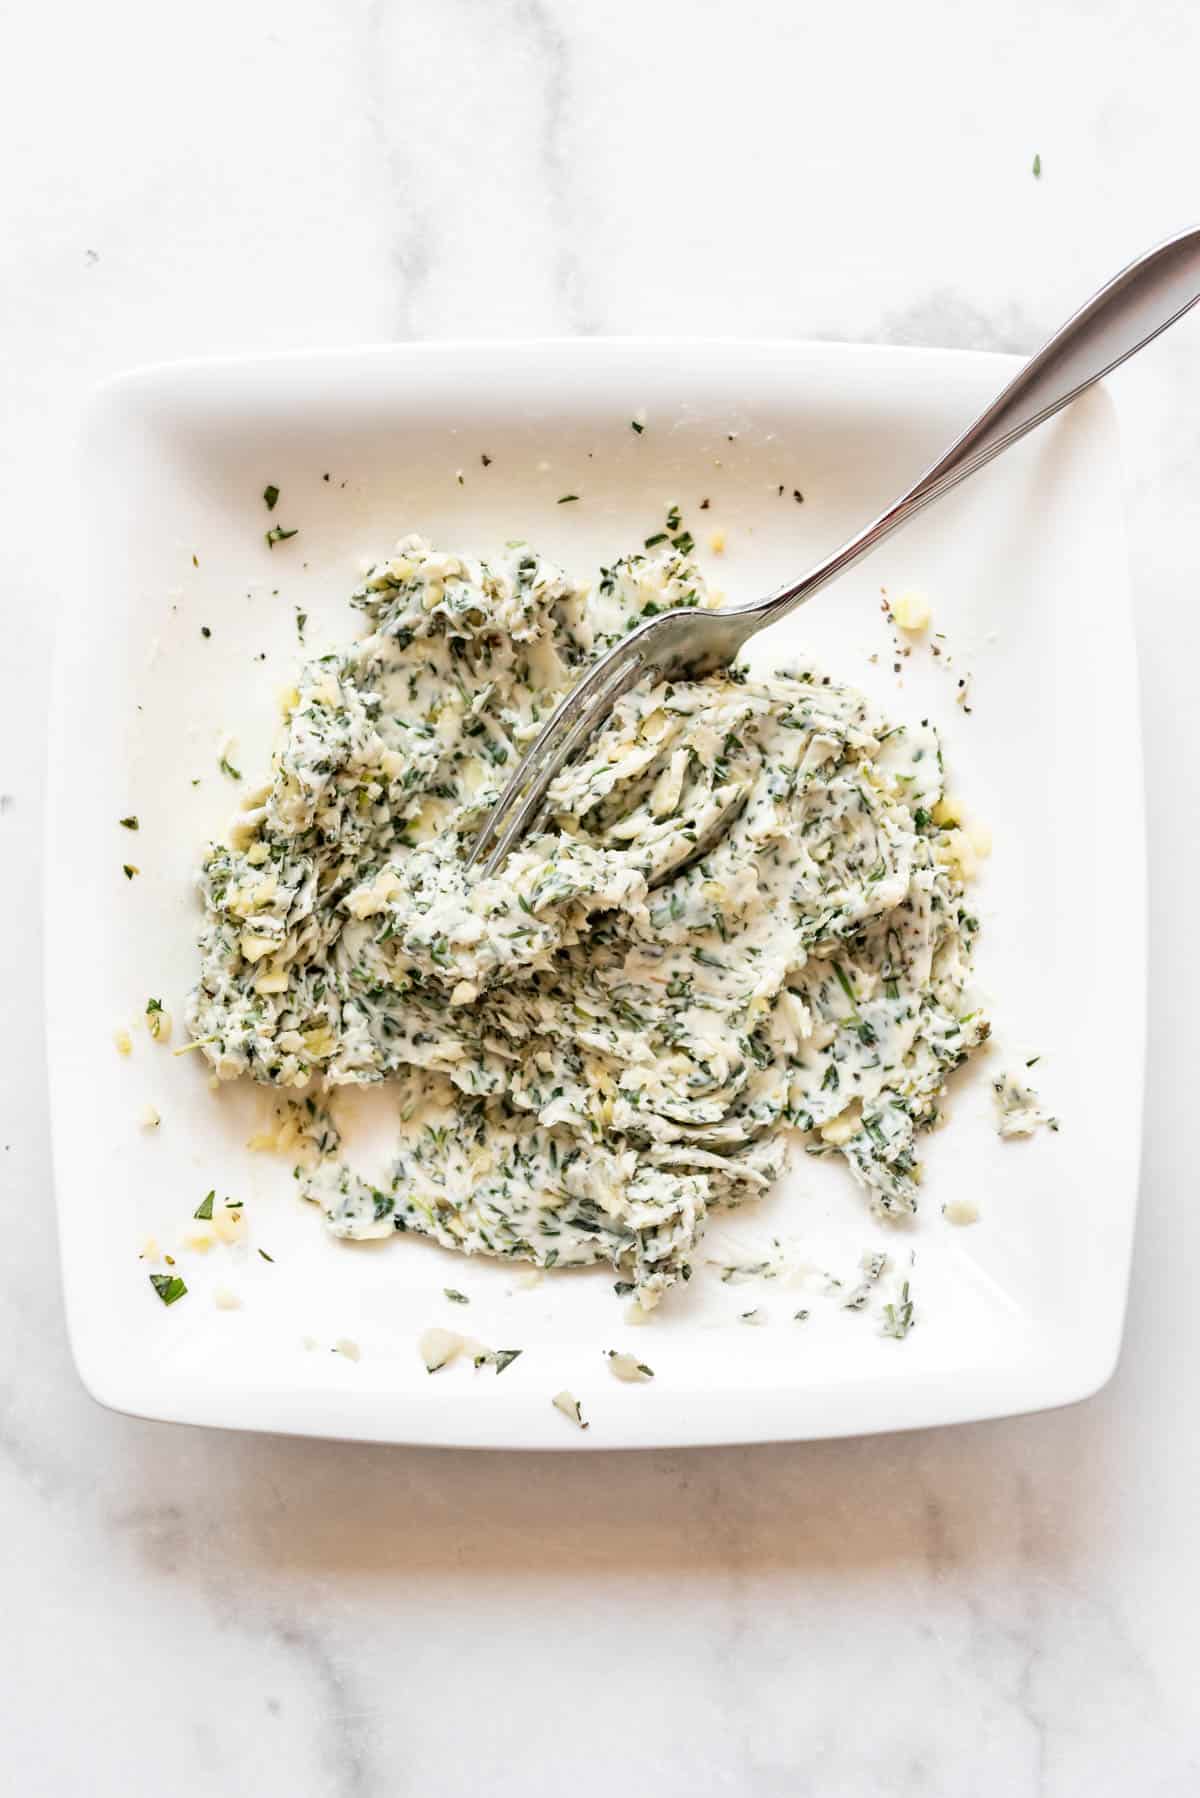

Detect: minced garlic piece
[552,1389,588,1428]
[145,1004,172,1044]
[606,1351,654,1383]
[114,1027,133,1057]
[419,1327,464,1373]
[891,589,931,632]
[211,1204,246,1243]
[820,1105,862,1147]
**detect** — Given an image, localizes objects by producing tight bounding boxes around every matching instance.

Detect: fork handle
[746,225,1200,633]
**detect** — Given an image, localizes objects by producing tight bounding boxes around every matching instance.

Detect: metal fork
[468,227,1200,876]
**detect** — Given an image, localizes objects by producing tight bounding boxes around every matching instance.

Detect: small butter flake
[114,1027,133,1057]
[708,529,726,554]
[139,1104,160,1130]
[552,1389,588,1429]
[943,1198,980,1226]
[213,1286,242,1310]
[334,1337,361,1362]
[993,1071,1056,1138]
[516,1269,543,1291]
[139,1235,160,1262]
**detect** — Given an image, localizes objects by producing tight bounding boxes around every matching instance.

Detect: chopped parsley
[263,484,280,511]
[149,1273,187,1306]
[265,526,298,548]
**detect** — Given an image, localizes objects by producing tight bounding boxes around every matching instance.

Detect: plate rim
[49,336,1145,1448]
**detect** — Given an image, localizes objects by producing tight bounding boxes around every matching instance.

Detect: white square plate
[49,341,1144,1448]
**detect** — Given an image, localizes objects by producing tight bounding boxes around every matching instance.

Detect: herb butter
[188,534,988,1308]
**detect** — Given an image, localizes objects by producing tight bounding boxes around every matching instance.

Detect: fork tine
[479,652,647,877]
[466,640,642,870]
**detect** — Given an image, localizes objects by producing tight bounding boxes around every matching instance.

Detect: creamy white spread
[992,1070,1055,1137]
[188,535,988,1308]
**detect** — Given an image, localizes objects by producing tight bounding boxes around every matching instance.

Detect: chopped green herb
[1032,153,1042,178]
[194,1190,214,1220]
[265,526,298,548]
[218,755,242,781]
[882,1281,915,1339]
[258,1248,275,1262]
[149,1273,187,1306]
[557,494,579,504]
[444,1287,469,1304]
[263,484,280,511]
[122,864,138,880]
[119,815,139,831]
[200,626,211,639]
[630,419,644,434]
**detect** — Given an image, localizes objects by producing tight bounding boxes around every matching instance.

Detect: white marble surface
[2,1,1199,1791]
